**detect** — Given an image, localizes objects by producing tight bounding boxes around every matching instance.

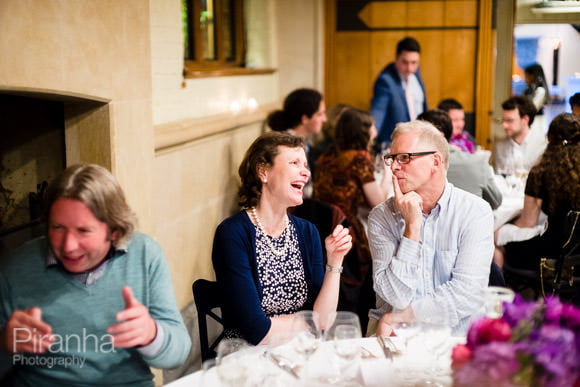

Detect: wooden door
[324,0,495,147]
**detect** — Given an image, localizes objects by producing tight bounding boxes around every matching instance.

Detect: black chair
[551,210,580,299]
[503,210,580,301]
[192,279,225,362]
[489,261,506,287]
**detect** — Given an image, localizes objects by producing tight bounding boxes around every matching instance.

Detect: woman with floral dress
[211,132,352,345]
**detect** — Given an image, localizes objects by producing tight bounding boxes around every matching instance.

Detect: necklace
[250,207,290,257]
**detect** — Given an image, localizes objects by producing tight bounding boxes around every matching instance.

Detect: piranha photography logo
[12,353,86,369]
[12,328,116,368]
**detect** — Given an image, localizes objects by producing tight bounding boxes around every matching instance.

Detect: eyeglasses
[383,151,437,166]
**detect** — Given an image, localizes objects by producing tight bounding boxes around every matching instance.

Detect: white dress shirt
[493,129,547,175]
[368,182,494,335]
[402,73,424,120]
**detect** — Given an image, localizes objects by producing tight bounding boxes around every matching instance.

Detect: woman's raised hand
[325,224,352,266]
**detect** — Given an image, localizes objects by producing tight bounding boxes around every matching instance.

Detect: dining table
[492,173,549,247]
[166,335,465,386]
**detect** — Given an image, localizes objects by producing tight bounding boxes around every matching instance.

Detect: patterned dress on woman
[313,149,375,287]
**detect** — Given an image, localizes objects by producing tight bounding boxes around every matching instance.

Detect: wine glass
[216,338,250,386]
[417,313,452,386]
[291,310,322,362]
[390,320,420,353]
[333,324,362,385]
[324,311,362,341]
[482,286,515,318]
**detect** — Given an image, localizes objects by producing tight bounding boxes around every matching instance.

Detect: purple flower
[455,342,519,384]
[502,295,538,328]
[561,303,580,334]
[544,297,564,325]
[457,296,580,386]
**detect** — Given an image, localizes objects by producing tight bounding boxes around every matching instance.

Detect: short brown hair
[502,96,537,126]
[43,164,137,246]
[238,132,305,208]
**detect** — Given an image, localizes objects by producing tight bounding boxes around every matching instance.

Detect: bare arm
[514,195,542,228]
[313,225,352,328]
[259,225,352,344]
[362,168,393,207]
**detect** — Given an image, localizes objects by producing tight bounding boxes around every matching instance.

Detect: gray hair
[391,120,449,169]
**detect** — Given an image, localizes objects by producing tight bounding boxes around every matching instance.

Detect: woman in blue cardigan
[212,132,352,345]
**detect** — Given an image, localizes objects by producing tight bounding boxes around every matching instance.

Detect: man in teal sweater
[0,164,191,386]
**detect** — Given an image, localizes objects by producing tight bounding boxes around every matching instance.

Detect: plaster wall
[0,0,155,235]
[150,0,324,308]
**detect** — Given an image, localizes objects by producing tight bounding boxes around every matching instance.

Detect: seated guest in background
[309,103,352,174]
[267,88,327,172]
[418,109,502,209]
[493,96,546,175]
[313,107,391,330]
[499,113,580,270]
[437,98,476,153]
[0,164,191,386]
[212,132,352,345]
[368,121,493,336]
[570,93,580,118]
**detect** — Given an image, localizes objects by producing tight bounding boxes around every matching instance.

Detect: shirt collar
[399,72,416,85]
[46,240,129,276]
[509,131,530,147]
[434,181,453,214]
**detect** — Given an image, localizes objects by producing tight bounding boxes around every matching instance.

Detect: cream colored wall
[150,0,325,309]
[275,0,325,96]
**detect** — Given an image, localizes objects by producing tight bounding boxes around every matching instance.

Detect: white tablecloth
[166,336,465,386]
[493,174,525,230]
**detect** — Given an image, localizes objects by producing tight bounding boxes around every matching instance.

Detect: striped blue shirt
[368,182,494,334]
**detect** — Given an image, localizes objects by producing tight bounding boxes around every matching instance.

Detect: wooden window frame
[183,0,274,78]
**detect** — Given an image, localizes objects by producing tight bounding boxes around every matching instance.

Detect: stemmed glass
[324,311,362,341]
[216,338,251,386]
[417,313,452,386]
[326,312,362,385]
[482,286,515,318]
[390,320,420,353]
[291,310,322,361]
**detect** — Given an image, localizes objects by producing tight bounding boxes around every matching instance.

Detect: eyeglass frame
[383,151,437,166]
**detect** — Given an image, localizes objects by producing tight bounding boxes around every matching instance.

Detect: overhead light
[532,1,580,14]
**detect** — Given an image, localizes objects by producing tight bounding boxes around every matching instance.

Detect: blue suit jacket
[370,62,427,144]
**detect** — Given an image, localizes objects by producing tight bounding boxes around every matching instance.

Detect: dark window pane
[221,0,235,61]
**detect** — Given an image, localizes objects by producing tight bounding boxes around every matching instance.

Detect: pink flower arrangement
[452,295,580,387]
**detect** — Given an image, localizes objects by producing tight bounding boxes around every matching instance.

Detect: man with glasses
[493,96,546,175]
[366,121,494,336]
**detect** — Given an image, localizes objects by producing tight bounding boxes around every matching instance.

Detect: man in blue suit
[370,37,428,146]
